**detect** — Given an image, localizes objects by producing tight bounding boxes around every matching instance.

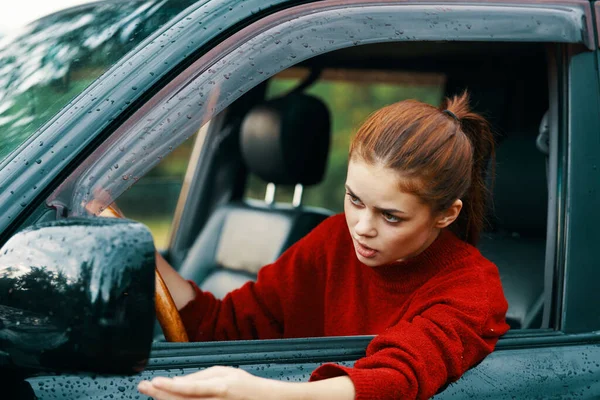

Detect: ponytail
[442,92,495,244]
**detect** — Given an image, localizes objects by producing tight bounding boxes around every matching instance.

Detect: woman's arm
[279,376,355,400]
[155,251,196,310]
[138,366,356,400]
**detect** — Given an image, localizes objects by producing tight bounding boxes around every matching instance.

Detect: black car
[1,0,600,398]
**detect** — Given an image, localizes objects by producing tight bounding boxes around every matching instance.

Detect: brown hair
[349,91,494,245]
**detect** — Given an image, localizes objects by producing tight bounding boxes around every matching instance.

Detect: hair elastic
[442,109,459,121]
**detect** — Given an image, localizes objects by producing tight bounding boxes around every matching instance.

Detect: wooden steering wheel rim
[155,267,189,342]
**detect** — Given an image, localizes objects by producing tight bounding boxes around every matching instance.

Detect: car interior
[167,41,551,333]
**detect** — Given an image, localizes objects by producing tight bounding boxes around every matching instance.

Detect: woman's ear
[435,199,463,228]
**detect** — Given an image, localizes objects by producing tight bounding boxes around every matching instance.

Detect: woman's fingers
[137,367,254,399]
[151,376,228,397]
[138,380,191,400]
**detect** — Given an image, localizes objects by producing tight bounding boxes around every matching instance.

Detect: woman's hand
[138,366,276,400]
[138,366,356,400]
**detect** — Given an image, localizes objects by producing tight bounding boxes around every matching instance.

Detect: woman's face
[344,159,442,267]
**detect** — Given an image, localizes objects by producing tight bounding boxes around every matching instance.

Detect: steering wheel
[154,267,189,342]
[100,204,189,342]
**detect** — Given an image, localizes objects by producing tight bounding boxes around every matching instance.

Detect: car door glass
[0,0,197,162]
[117,132,197,249]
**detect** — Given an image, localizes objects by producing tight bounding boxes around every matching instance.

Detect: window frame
[39,0,597,347]
[558,42,600,334]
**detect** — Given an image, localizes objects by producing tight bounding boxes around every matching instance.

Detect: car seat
[178,92,333,299]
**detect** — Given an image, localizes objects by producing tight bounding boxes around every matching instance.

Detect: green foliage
[0,264,92,326]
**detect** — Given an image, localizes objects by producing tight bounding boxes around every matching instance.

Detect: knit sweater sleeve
[177,215,333,342]
[310,260,509,400]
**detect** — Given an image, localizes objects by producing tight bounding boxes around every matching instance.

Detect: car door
[3,0,600,398]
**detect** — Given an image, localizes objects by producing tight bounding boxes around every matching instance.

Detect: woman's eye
[346,192,361,205]
[382,212,400,223]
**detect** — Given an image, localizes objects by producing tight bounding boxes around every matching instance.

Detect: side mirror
[0,218,155,375]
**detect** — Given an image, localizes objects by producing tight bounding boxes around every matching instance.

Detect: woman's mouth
[354,240,378,258]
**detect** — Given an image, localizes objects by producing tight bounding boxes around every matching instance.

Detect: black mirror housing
[0,218,155,375]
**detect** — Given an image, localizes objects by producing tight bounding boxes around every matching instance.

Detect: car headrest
[240,93,331,186]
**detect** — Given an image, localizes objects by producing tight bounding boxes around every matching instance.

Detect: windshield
[0,0,197,162]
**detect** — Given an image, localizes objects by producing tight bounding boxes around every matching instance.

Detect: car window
[0,0,197,162]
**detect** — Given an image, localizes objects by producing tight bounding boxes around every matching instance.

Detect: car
[1,0,600,398]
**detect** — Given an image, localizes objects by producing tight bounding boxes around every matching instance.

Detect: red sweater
[179,214,509,399]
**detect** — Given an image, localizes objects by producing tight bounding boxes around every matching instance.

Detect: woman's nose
[355,214,376,237]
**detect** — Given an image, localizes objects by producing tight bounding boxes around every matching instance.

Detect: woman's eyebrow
[376,206,406,214]
[345,184,406,214]
[344,184,356,195]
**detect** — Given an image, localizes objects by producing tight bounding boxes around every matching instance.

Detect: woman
[137,92,509,400]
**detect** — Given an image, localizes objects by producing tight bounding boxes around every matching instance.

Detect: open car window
[240,51,551,331]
